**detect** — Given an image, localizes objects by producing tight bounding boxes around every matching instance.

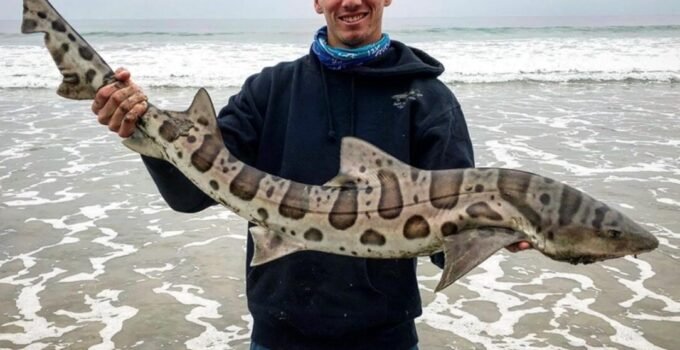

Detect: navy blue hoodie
[142,41,474,350]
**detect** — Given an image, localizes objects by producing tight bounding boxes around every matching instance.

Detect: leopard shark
[22,0,658,291]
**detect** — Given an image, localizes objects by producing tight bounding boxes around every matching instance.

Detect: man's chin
[338,34,370,48]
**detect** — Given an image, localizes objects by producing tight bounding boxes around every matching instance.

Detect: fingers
[109,90,147,132]
[114,67,131,82]
[97,84,138,126]
[91,67,147,138]
[93,67,131,114]
[92,82,120,115]
[117,100,148,138]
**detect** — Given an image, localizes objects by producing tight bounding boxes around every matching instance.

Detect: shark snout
[635,230,659,253]
[624,220,659,255]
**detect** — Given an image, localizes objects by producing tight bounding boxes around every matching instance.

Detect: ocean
[1,16,679,349]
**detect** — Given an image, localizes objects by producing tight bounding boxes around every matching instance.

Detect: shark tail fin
[22,0,115,100]
[436,228,526,292]
[249,226,305,266]
[21,0,50,34]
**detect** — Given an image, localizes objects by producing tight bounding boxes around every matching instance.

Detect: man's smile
[339,12,369,25]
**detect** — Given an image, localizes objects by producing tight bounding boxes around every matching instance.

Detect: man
[93,1,530,349]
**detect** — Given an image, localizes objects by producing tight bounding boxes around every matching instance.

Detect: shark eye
[607,230,622,238]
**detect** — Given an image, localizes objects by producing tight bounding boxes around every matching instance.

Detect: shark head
[545,198,658,264]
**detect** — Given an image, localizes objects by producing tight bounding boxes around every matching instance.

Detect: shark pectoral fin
[249,226,304,267]
[436,228,526,292]
[122,129,165,159]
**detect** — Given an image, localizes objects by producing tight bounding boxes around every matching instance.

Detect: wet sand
[1,82,679,349]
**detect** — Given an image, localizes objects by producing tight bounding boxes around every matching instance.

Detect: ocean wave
[3,24,679,39]
[2,33,679,88]
[414,24,680,32]
[2,71,678,89]
[440,71,680,84]
[3,77,677,91]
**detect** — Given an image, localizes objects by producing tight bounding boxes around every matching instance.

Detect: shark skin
[22,0,659,292]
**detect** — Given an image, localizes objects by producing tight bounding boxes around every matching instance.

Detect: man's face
[314,0,392,49]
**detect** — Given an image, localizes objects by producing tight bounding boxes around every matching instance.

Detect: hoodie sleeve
[413,103,475,170]
[216,72,269,167]
[412,90,475,269]
[141,155,216,213]
[141,71,269,213]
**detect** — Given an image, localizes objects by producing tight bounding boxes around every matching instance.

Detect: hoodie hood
[309,40,445,79]
[309,40,447,141]
[350,40,445,78]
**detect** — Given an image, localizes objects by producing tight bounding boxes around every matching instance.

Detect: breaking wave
[1,21,679,88]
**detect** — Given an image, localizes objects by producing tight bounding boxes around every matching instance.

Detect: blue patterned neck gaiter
[311,26,391,71]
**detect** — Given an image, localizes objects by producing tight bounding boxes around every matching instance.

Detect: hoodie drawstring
[320,67,337,141]
[350,76,356,137]
[320,66,357,140]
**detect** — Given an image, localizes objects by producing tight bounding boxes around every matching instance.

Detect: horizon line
[2,14,680,21]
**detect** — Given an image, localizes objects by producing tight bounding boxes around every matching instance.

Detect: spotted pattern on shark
[280,183,310,220]
[377,169,404,219]
[329,181,359,230]
[361,229,387,246]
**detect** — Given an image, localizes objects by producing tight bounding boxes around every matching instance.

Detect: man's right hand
[92,68,148,138]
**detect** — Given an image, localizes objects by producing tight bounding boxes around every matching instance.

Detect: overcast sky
[2,0,680,20]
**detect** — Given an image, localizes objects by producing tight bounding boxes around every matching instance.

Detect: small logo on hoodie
[392,89,423,109]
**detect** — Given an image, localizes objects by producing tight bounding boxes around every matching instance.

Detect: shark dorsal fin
[325,137,418,187]
[122,88,217,159]
[339,137,415,177]
[187,88,218,129]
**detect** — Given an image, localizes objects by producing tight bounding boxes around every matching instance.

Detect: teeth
[341,14,365,23]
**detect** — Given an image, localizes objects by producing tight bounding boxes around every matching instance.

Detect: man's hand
[92,68,148,138]
[506,241,532,253]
